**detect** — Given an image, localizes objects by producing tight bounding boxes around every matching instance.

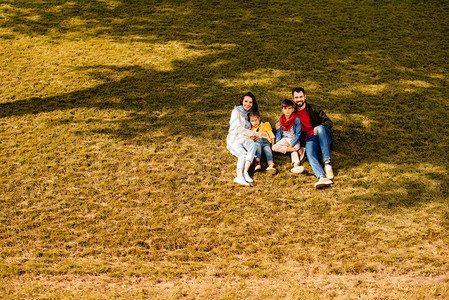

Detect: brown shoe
[314,177,333,189]
[325,164,334,179]
[266,164,277,175]
[298,147,305,162]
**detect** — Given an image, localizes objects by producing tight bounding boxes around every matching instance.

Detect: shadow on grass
[1,0,449,206]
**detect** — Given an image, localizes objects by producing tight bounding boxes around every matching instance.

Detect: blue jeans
[305,125,332,178]
[236,139,257,170]
[255,138,273,163]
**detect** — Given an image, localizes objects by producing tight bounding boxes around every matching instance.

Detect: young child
[249,112,277,174]
[272,99,304,173]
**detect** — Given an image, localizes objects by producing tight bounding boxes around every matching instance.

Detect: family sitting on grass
[226,87,334,189]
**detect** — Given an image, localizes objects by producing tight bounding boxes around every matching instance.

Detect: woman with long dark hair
[226,92,268,186]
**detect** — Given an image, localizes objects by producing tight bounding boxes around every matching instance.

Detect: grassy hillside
[1,0,449,298]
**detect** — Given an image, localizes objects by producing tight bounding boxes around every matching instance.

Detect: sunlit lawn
[1,0,449,298]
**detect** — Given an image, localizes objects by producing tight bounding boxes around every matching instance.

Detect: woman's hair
[240,92,259,114]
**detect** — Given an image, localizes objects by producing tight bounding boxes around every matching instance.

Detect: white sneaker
[243,172,254,183]
[234,176,250,186]
[291,165,304,174]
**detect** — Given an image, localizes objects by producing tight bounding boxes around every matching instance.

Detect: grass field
[1,0,449,298]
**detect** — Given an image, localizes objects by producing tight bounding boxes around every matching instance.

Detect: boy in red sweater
[272,99,304,174]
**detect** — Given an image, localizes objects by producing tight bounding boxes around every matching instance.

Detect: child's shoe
[234,176,250,186]
[243,172,254,183]
[266,164,277,175]
[298,147,305,162]
[291,163,304,174]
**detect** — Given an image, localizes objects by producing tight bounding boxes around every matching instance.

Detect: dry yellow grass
[2,273,449,299]
[1,0,449,298]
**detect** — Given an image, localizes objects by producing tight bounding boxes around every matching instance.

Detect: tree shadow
[1,0,448,207]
